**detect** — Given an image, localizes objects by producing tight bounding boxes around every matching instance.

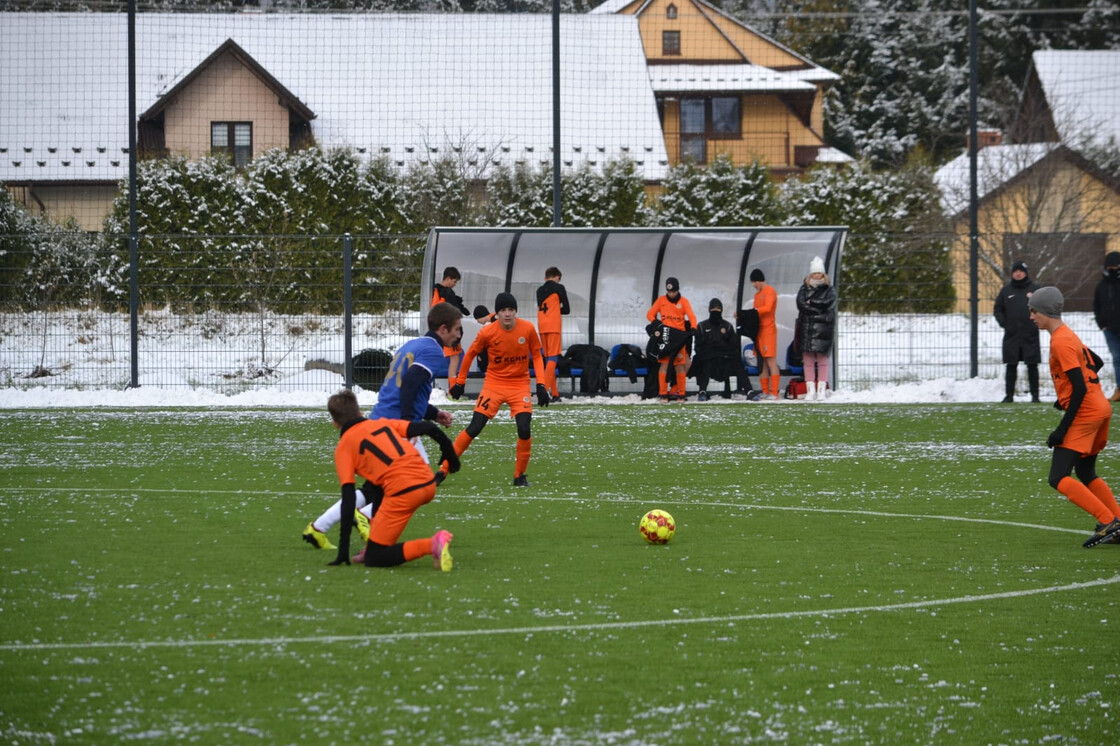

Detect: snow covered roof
[1032,50,1120,150]
[933,143,1059,216]
[648,63,835,93]
[0,12,670,185]
[588,0,633,12]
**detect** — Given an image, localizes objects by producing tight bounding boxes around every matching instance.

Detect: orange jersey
[457,317,546,386]
[335,418,434,496]
[647,294,697,332]
[536,280,569,335]
[753,284,777,331]
[1049,324,1111,421]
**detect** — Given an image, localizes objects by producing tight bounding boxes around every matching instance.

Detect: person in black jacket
[994,260,1041,403]
[1094,251,1120,402]
[691,298,756,401]
[795,257,838,401]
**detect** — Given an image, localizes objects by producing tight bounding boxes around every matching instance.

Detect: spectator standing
[749,268,780,399]
[994,260,1041,403]
[795,257,838,401]
[431,266,471,389]
[1093,251,1120,402]
[536,267,571,402]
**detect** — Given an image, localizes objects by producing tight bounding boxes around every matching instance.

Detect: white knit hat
[809,256,825,275]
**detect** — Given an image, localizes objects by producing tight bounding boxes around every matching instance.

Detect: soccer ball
[639,509,676,545]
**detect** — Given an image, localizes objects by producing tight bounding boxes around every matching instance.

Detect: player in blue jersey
[302,303,464,550]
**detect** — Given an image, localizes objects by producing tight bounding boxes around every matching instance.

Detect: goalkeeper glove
[536,384,551,407]
[448,382,464,400]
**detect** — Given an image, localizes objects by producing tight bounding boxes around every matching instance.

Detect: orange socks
[515,437,531,478]
[403,537,429,561]
[440,431,474,474]
[658,371,668,395]
[1087,478,1120,519]
[1058,476,1116,524]
[545,360,559,398]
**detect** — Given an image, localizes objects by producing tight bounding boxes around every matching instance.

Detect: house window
[678,96,743,164]
[680,99,706,163]
[211,122,252,167]
[663,30,681,56]
[711,97,742,136]
[667,4,678,19]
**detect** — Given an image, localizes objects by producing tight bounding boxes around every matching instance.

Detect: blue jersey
[371,334,448,421]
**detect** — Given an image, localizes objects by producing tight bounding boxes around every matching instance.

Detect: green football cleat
[302,522,335,550]
[354,509,371,543]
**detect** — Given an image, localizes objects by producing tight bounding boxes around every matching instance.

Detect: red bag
[784,378,807,400]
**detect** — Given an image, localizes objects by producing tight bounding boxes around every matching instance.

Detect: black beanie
[472,304,491,321]
[494,292,518,312]
[1011,260,1028,274]
[750,268,765,282]
[709,297,723,312]
[665,277,680,293]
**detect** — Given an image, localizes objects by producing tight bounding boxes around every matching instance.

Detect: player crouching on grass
[1029,286,1120,547]
[443,292,550,487]
[326,389,461,571]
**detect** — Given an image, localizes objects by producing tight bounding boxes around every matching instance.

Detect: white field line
[1,488,1115,653]
[0,486,1092,536]
[3,576,1117,652]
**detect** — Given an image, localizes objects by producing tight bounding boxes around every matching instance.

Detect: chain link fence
[2,6,1117,395]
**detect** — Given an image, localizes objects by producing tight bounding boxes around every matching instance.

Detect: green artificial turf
[0,402,1116,745]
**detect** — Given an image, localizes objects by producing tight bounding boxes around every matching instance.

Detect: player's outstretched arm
[329,483,357,566]
[407,421,461,473]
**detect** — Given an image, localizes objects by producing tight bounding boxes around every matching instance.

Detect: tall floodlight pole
[552,0,562,227]
[128,0,139,388]
[968,0,979,378]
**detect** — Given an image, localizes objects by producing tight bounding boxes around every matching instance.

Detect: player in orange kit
[1029,286,1120,547]
[325,389,460,571]
[431,266,471,388]
[536,266,570,401]
[646,277,697,400]
[444,292,550,486]
[750,268,780,399]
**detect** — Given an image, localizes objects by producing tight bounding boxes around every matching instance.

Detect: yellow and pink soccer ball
[639,509,676,545]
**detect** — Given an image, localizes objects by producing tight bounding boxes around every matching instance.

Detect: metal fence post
[127,0,139,389]
[343,233,354,391]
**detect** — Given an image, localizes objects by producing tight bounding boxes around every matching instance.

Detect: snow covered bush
[780,157,954,313]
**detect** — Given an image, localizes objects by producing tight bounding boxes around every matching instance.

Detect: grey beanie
[1028,286,1063,318]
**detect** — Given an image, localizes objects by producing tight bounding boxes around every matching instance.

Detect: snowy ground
[0,309,1110,407]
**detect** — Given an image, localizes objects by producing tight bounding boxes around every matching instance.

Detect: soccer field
[1,402,1116,745]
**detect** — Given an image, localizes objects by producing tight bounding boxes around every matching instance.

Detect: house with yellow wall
[936,143,1120,313]
[934,50,1120,313]
[591,0,850,176]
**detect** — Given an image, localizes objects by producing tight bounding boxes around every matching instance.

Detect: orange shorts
[369,481,437,546]
[658,347,689,367]
[474,381,533,419]
[755,328,777,358]
[540,332,562,359]
[1058,416,1110,456]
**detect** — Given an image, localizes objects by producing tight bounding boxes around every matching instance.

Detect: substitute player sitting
[326,389,460,571]
[444,292,550,487]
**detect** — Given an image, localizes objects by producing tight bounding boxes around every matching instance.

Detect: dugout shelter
[422,226,847,387]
